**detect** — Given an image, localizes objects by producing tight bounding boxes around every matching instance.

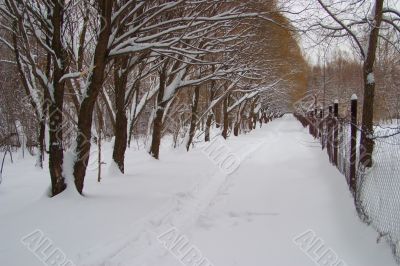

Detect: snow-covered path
[185,115,397,266]
[0,115,396,266]
[81,115,396,266]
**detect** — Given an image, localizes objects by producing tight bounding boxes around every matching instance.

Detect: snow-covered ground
[0,115,396,266]
[359,122,400,259]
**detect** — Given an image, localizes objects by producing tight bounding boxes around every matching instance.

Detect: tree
[2,0,73,196]
[307,0,400,167]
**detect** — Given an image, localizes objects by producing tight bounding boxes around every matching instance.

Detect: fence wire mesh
[357,125,400,262]
[294,112,400,264]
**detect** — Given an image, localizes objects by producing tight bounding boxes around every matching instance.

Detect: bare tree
[306,0,400,167]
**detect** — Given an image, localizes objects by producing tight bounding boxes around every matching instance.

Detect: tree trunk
[248,97,259,131]
[247,117,253,132]
[113,109,127,173]
[48,0,68,196]
[233,106,240,137]
[234,122,239,136]
[112,59,129,173]
[98,127,102,183]
[204,83,216,142]
[360,0,384,168]
[186,86,200,151]
[149,69,167,159]
[37,117,46,168]
[100,90,116,131]
[48,103,66,196]
[149,104,167,159]
[222,95,229,139]
[74,1,112,194]
[74,102,94,194]
[96,104,103,182]
[37,18,52,170]
[205,114,213,142]
[128,85,140,147]
[214,103,221,128]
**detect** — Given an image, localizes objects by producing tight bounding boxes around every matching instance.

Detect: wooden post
[333,100,339,166]
[313,107,318,138]
[327,105,333,162]
[319,107,324,146]
[350,95,358,194]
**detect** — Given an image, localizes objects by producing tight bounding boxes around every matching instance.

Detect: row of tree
[0,0,307,196]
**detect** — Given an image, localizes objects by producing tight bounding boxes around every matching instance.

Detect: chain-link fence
[294,102,400,264]
[357,125,400,262]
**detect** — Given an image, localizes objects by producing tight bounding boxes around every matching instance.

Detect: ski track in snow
[78,115,398,266]
[78,123,282,266]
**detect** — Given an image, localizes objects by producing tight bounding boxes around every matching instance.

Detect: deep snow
[0,115,396,266]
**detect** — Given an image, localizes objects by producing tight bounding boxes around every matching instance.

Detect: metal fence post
[350,95,358,194]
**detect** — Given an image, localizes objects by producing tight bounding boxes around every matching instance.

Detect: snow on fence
[294,97,400,264]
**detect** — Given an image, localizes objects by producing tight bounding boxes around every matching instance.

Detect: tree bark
[204,83,216,142]
[360,0,384,168]
[112,108,128,173]
[48,0,68,196]
[100,90,116,131]
[248,97,259,131]
[233,121,240,136]
[186,86,200,151]
[253,113,257,129]
[37,116,46,168]
[222,95,229,139]
[73,1,112,194]
[205,114,213,142]
[112,59,129,173]
[214,103,221,128]
[96,103,103,182]
[149,69,167,159]
[233,102,247,137]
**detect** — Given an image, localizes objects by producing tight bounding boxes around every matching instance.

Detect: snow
[0,115,397,266]
[367,73,375,85]
[360,124,400,255]
[60,72,82,82]
[162,68,186,102]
